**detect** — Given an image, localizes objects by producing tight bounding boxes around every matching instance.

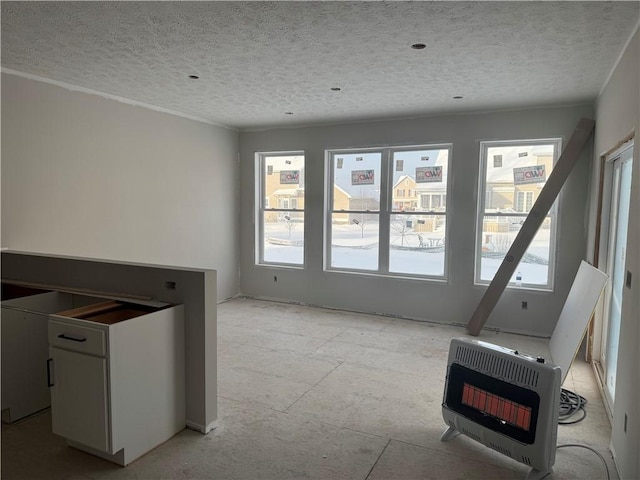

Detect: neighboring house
[392,175,417,211]
[512,154,553,212]
[264,171,351,223]
[483,152,553,232]
[414,184,447,212]
[333,185,352,223]
[414,149,449,215]
[485,153,552,211]
[264,171,303,222]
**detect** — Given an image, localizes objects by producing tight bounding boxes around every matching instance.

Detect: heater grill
[488,442,512,458]
[454,344,539,388]
[460,427,481,443]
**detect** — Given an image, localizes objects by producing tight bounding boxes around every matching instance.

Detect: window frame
[255,151,305,268]
[324,144,453,280]
[475,138,562,290]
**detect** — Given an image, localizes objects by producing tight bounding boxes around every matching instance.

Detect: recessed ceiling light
[188,75,199,79]
[285,112,294,115]
[453,95,464,99]
[411,43,427,50]
[331,87,341,91]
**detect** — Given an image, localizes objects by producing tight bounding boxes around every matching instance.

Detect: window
[326,145,451,278]
[476,140,561,289]
[516,191,534,212]
[279,198,290,209]
[256,152,305,266]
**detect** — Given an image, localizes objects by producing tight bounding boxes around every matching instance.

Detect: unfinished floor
[2,297,617,480]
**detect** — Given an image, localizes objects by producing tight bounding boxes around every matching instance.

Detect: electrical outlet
[273,276,278,282]
[165,281,176,290]
[521,301,528,310]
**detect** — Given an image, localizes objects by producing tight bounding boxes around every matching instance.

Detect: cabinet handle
[57,333,87,343]
[47,358,54,387]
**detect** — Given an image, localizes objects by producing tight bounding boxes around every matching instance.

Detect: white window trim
[256,151,305,268]
[324,144,452,280]
[474,138,562,290]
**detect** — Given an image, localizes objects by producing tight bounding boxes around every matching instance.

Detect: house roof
[271,188,302,197]
[393,175,414,189]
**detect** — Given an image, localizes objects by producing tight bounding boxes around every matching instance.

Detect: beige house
[333,185,352,223]
[392,175,418,211]
[512,154,553,212]
[390,174,448,233]
[264,171,351,223]
[484,153,553,232]
[264,171,303,222]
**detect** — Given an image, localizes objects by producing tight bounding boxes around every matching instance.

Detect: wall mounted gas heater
[441,338,561,480]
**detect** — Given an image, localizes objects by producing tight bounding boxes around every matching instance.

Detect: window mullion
[325,152,335,271]
[378,149,392,273]
[256,154,264,264]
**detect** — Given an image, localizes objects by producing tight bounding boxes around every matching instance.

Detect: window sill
[325,267,448,284]
[256,263,305,271]
[474,282,553,293]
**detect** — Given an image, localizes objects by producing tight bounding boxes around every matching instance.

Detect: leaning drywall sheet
[549,261,608,383]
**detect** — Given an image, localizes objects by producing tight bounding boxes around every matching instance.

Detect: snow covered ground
[263,222,551,285]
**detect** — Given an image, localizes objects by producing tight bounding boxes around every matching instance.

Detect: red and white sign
[416,166,443,183]
[351,169,375,185]
[513,165,546,185]
[280,170,300,184]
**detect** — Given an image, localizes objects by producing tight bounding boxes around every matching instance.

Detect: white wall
[590,27,639,480]
[1,73,240,301]
[239,105,594,337]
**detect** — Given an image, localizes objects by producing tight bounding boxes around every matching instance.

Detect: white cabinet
[49,347,109,452]
[1,289,109,423]
[1,291,74,423]
[48,300,185,466]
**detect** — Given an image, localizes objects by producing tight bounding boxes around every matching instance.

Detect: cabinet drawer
[49,320,106,356]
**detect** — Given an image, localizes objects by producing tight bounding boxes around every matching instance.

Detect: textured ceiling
[2,2,639,130]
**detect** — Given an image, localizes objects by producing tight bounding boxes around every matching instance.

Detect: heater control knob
[536,356,545,363]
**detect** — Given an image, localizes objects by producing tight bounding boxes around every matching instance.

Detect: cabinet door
[1,309,50,422]
[50,347,110,452]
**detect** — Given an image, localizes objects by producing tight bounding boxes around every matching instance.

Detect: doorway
[597,142,633,408]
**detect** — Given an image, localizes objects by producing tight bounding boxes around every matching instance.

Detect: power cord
[557,389,610,479]
[556,444,611,480]
[559,387,587,424]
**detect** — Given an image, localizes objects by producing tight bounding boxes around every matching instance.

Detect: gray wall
[590,28,639,480]
[239,105,594,337]
[1,73,240,301]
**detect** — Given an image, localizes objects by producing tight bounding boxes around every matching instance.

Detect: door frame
[588,135,634,415]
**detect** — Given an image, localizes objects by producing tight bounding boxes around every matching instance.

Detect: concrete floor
[2,297,617,479]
